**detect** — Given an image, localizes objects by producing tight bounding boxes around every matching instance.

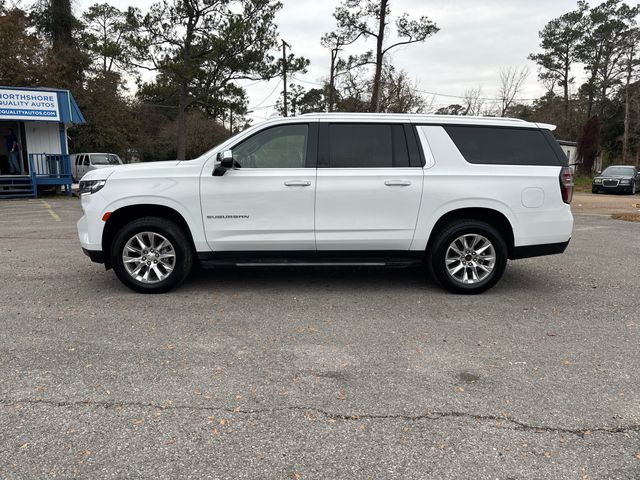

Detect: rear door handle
[384,180,411,187]
[284,180,312,187]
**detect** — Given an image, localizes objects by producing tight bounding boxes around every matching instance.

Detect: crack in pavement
[1,398,638,437]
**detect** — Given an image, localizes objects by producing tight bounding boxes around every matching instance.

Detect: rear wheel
[429,220,507,294]
[111,217,193,293]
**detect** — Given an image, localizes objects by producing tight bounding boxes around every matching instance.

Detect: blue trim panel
[56,91,86,125]
[59,123,68,155]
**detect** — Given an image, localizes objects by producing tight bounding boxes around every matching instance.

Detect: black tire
[111,216,193,293]
[592,188,598,194]
[631,183,636,195]
[428,219,507,294]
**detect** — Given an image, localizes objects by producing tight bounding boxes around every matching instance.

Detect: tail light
[559,166,573,204]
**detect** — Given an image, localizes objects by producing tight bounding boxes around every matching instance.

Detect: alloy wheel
[445,234,496,285]
[122,231,176,284]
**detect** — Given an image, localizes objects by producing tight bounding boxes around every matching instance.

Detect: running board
[198,251,425,268]
[236,262,389,267]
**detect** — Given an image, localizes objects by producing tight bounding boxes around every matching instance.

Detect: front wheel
[428,220,507,294]
[111,217,193,293]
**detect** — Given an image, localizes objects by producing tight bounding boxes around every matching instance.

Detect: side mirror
[213,149,233,176]
[596,170,602,175]
[220,149,233,167]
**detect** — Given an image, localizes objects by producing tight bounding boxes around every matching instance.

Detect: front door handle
[384,180,411,187]
[284,180,312,187]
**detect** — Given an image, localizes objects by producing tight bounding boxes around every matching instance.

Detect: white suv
[77,113,574,294]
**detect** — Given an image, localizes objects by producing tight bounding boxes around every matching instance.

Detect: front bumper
[592,184,634,194]
[77,193,108,252]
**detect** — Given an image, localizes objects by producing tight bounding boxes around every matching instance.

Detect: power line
[240,79,267,88]
[415,88,539,102]
[287,75,538,102]
[248,79,282,110]
[251,103,277,110]
[290,76,324,87]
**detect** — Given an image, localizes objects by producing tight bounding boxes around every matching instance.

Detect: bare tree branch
[498,66,529,117]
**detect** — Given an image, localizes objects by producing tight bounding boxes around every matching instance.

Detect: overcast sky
[72,0,632,121]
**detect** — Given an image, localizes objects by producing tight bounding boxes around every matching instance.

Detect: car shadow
[181,265,437,294]
[89,261,553,296]
[177,262,552,296]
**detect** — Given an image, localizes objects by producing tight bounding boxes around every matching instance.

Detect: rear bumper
[510,239,570,260]
[82,248,105,264]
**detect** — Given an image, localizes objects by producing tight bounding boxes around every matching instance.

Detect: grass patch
[573,175,593,193]
[573,175,593,186]
[612,213,640,222]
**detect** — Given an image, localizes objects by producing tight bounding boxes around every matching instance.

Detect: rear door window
[443,126,563,166]
[326,123,410,168]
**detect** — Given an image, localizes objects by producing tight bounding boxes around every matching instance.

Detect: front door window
[232,124,308,169]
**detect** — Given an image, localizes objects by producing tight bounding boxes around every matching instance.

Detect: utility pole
[282,39,290,117]
[229,107,233,138]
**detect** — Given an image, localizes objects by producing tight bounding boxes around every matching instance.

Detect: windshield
[92,154,121,165]
[602,166,634,176]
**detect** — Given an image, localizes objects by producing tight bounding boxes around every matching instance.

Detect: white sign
[0,88,60,121]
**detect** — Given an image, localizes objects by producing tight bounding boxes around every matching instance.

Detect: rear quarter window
[443,126,564,166]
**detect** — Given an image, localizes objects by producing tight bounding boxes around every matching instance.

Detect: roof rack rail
[299,112,528,121]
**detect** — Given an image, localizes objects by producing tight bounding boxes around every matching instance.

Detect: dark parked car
[592,165,640,195]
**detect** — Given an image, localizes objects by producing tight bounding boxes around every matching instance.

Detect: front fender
[103,194,208,251]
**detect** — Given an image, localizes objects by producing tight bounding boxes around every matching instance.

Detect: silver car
[71,153,123,181]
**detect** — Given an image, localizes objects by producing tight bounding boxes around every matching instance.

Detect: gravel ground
[0,196,639,479]
[572,191,640,216]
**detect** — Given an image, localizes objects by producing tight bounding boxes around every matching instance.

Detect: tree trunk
[563,63,569,130]
[369,0,387,113]
[586,84,595,120]
[328,49,336,112]
[577,115,600,176]
[176,81,189,161]
[599,84,607,119]
[176,7,195,161]
[622,65,631,162]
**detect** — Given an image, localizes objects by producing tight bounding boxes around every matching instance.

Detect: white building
[558,140,602,174]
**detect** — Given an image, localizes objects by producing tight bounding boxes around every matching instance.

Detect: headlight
[620,179,631,185]
[79,179,106,195]
[593,178,602,184]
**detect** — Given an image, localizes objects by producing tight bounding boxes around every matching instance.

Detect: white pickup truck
[77,113,574,294]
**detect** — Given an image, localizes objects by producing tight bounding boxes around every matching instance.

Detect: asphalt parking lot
[1,196,639,479]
